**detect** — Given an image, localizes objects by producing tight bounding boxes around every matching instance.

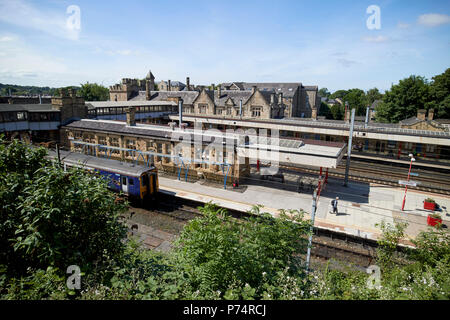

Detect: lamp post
[305,189,317,273]
[401,153,416,211]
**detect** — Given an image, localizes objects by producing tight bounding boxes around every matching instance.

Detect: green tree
[0,137,127,276]
[345,88,368,116]
[330,104,344,120]
[167,204,311,299]
[318,88,330,98]
[329,89,348,100]
[375,75,432,123]
[78,82,109,101]
[366,88,383,105]
[429,68,450,119]
[318,101,331,118]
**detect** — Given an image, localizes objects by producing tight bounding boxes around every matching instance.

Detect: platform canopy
[237,137,346,169]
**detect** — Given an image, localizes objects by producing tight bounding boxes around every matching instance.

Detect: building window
[199,104,207,114]
[98,136,106,146]
[217,108,224,115]
[226,108,232,115]
[251,107,262,117]
[110,137,120,155]
[125,139,136,158]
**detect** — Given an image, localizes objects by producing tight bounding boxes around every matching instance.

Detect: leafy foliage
[78,82,109,101]
[428,68,450,119]
[1,139,449,300]
[375,75,432,123]
[0,136,127,277]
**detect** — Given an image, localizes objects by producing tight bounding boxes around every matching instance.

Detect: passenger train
[47,150,158,203]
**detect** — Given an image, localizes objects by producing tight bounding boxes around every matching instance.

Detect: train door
[149,172,158,194]
[121,176,128,194]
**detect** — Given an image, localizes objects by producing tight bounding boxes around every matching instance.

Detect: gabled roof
[221,82,301,98]
[400,117,422,126]
[0,104,56,112]
[145,70,155,80]
[130,90,199,105]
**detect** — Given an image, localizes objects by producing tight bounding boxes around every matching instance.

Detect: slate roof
[145,70,155,80]
[0,104,57,112]
[130,91,199,105]
[399,117,422,126]
[220,82,302,98]
[86,100,176,108]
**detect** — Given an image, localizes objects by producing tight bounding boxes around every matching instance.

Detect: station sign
[398,180,418,187]
[409,173,419,177]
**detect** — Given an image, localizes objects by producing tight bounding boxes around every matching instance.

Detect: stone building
[191,86,284,119]
[109,71,155,101]
[109,71,321,119]
[399,109,446,132]
[0,88,87,144]
[62,108,248,184]
[158,80,186,91]
[221,82,321,118]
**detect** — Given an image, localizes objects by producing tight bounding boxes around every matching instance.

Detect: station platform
[158,175,450,245]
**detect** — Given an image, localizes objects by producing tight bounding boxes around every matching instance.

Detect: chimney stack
[186,77,190,91]
[217,86,221,97]
[311,108,317,120]
[270,93,275,104]
[278,92,283,105]
[345,106,350,123]
[428,108,434,121]
[211,83,215,91]
[168,80,172,92]
[417,109,426,121]
[126,107,136,126]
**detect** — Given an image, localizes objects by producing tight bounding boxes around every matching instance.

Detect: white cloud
[0,0,80,40]
[397,22,410,29]
[0,36,14,42]
[0,36,69,84]
[362,35,389,43]
[417,14,450,27]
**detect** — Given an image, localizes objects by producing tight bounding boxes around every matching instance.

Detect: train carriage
[46,150,158,203]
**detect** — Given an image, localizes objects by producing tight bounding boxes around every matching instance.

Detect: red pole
[257,159,260,172]
[325,168,329,184]
[401,158,413,211]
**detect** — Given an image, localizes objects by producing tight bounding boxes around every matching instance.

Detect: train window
[122,177,127,185]
[129,178,134,186]
[17,112,26,121]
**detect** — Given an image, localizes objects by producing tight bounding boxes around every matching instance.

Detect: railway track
[279,163,450,195]
[132,195,400,269]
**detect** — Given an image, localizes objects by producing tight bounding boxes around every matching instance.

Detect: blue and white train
[47,150,158,202]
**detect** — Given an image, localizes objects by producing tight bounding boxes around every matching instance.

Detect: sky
[0,0,449,92]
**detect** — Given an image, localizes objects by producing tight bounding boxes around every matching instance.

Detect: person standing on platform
[331,197,339,215]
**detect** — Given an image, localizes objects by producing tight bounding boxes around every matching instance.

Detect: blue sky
[0,0,449,92]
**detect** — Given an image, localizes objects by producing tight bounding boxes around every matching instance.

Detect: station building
[61,107,346,184]
[169,107,450,168]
